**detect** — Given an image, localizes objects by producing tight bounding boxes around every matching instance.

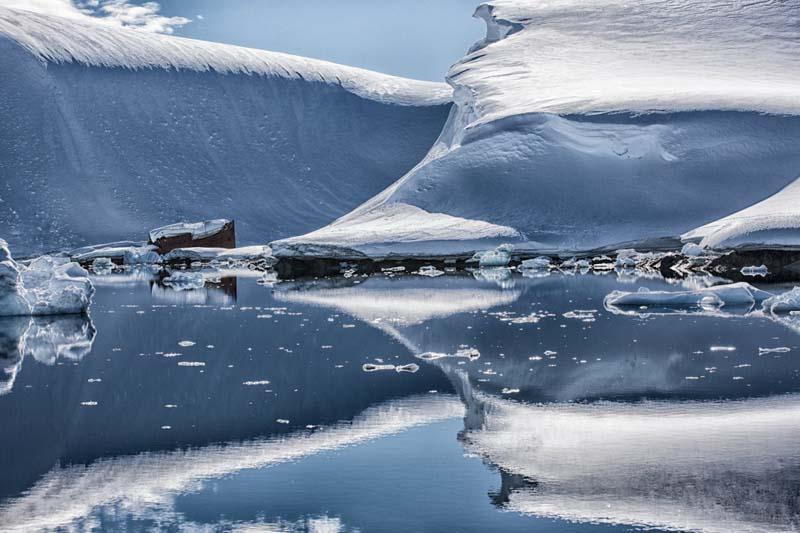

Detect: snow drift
[275,0,800,259]
[0,7,451,256]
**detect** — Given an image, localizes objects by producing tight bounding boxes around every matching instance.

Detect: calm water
[1,267,799,532]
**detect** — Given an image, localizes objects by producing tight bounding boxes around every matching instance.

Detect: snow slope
[274,0,800,259]
[684,177,800,249]
[0,7,451,256]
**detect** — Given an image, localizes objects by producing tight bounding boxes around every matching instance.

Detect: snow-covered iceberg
[0,240,94,316]
[684,177,800,250]
[275,0,800,259]
[0,7,451,256]
[604,282,772,311]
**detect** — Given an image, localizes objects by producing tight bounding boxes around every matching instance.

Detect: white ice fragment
[710,346,736,352]
[0,246,94,317]
[362,363,396,372]
[759,346,790,354]
[605,282,772,310]
[520,256,551,270]
[178,340,195,347]
[680,243,707,257]
[740,265,768,277]
[762,287,800,314]
[502,388,520,394]
[123,248,161,265]
[243,380,271,386]
[395,363,419,373]
[415,265,444,278]
[417,347,480,361]
[471,244,514,267]
[177,361,205,367]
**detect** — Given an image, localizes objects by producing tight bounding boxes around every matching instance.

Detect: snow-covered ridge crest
[453,0,800,125]
[0,6,451,106]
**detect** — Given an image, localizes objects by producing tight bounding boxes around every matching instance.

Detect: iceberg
[275,0,800,259]
[604,282,772,311]
[0,240,94,317]
[684,177,800,250]
[0,7,451,256]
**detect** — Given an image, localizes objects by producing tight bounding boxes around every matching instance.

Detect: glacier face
[0,7,451,256]
[276,0,800,258]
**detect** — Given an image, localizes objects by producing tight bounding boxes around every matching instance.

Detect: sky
[0,0,485,81]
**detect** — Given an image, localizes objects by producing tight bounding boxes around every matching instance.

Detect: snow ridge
[276,0,800,258]
[457,0,800,126]
[0,7,451,106]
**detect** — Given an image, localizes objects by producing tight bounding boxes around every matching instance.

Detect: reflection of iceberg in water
[275,276,520,351]
[0,394,462,532]
[0,315,95,395]
[444,367,800,533]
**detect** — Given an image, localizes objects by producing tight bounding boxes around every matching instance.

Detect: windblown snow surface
[274,0,800,259]
[0,7,451,256]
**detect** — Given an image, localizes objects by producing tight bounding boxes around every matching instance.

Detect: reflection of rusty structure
[150,221,235,254]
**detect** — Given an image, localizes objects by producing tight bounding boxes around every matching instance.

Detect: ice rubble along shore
[0,7,451,256]
[0,240,93,317]
[274,0,800,260]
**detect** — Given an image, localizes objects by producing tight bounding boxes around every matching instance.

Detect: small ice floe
[710,346,736,352]
[762,287,800,314]
[160,426,171,430]
[563,309,597,322]
[759,346,791,354]
[243,380,271,386]
[276,419,290,424]
[501,388,520,394]
[91,257,114,275]
[1,242,95,317]
[80,401,98,406]
[162,271,205,291]
[470,244,514,267]
[177,361,205,367]
[604,282,772,311]
[417,347,480,361]
[381,266,405,273]
[395,363,419,373]
[362,363,396,372]
[680,242,707,257]
[123,247,161,265]
[561,257,591,270]
[741,264,769,277]
[519,256,551,270]
[415,265,444,277]
[178,340,195,347]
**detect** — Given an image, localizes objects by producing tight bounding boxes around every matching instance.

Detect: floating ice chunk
[243,380,271,386]
[395,363,419,373]
[177,361,205,367]
[759,346,791,354]
[471,244,514,267]
[501,388,520,394]
[123,248,161,265]
[362,363,396,372]
[605,282,772,311]
[740,265,769,277]
[162,271,205,291]
[762,287,800,314]
[680,243,707,257]
[417,347,481,361]
[415,265,444,278]
[710,346,736,352]
[178,340,195,347]
[91,257,114,275]
[520,256,551,270]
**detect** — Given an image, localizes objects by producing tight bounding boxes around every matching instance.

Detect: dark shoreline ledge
[272,248,800,284]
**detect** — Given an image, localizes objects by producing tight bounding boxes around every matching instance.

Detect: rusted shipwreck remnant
[149,219,235,254]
